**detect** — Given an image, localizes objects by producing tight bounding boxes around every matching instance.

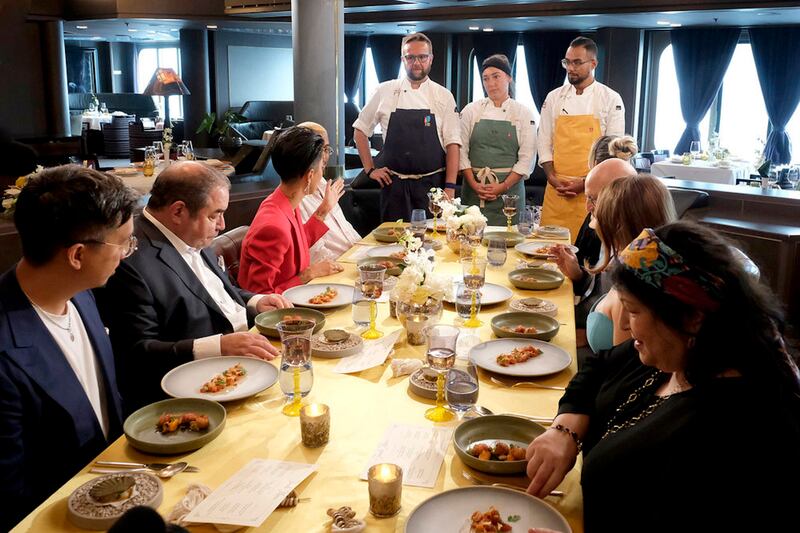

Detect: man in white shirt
[353,32,461,221]
[98,162,290,414]
[0,165,137,529]
[537,36,625,242]
[297,121,362,261]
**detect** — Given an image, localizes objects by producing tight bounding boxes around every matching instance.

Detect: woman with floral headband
[525,221,800,532]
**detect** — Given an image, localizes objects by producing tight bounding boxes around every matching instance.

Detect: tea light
[367,463,402,517]
[299,403,330,448]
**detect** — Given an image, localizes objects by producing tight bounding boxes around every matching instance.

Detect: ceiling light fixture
[469,26,479,30]
[207,25,218,29]
[483,27,494,32]
[670,23,682,27]
[656,21,671,25]
[128,28,137,32]
[76,25,88,30]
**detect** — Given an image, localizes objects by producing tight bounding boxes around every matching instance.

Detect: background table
[108,160,236,195]
[14,228,583,533]
[80,112,112,131]
[650,159,750,185]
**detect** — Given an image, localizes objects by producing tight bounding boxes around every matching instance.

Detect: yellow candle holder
[300,403,330,448]
[368,463,403,517]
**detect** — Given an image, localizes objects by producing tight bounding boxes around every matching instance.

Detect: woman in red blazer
[238,127,345,294]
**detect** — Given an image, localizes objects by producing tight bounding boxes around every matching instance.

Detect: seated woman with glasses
[525,221,800,531]
[238,126,345,294]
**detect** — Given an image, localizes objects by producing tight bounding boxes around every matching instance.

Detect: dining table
[650,159,751,185]
[13,224,583,533]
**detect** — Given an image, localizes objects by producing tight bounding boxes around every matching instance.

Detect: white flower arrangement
[428,187,445,204]
[391,229,450,304]
[162,127,173,144]
[445,203,487,233]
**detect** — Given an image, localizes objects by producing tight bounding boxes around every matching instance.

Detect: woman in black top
[526,221,800,532]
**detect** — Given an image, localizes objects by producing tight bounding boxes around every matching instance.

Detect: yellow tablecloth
[14,227,583,533]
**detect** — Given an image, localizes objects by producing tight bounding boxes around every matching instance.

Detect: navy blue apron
[377,107,446,221]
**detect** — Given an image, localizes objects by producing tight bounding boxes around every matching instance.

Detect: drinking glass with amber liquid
[358,264,386,339]
[501,194,519,230]
[143,147,156,177]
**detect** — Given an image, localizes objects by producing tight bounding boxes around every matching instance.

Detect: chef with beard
[537,36,625,242]
[353,32,461,221]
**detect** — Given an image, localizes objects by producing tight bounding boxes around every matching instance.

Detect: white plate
[161,356,278,402]
[534,225,570,239]
[283,283,354,309]
[445,282,513,306]
[469,338,571,377]
[405,486,571,533]
[515,241,578,258]
[366,245,405,258]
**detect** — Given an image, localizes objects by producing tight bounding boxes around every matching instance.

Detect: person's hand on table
[220,332,279,360]
[552,245,582,281]
[300,260,343,283]
[525,425,580,499]
[256,294,293,313]
[370,167,393,187]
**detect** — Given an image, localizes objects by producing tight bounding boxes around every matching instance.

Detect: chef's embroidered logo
[616,105,622,110]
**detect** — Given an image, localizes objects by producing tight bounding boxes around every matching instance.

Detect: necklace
[601,369,671,440]
[31,301,75,342]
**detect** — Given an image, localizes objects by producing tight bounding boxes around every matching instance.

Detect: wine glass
[501,194,519,230]
[460,257,487,328]
[143,147,157,177]
[487,237,507,267]
[455,282,482,327]
[358,264,386,339]
[424,324,459,422]
[410,208,427,242]
[690,141,701,161]
[427,192,443,237]
[277,319,315,416]
[152,141,164,161]
[183,140,195,161]
[100,102,108,114]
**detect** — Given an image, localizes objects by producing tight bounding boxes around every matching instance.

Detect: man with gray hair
[98,162,289,414]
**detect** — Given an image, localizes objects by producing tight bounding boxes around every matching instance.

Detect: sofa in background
[230,100,295,141]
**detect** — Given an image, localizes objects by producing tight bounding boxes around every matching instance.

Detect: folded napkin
[390,358,424,378]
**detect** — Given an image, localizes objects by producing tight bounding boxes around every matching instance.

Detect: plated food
[255,308,326,338]
[358,255,404,276]
[496,345,543,367]
[482,231,524,247]
[365,244,405,258]
[453,415,546,475]
[534,225,570,239]
[372,225,408,243]
[507,268,565,291]
[161,356,278,401]
[469,506,514,532]
[491,312,560,341]
[509,297,558,317]
[283,283,354,309]
[469,339,571,377]
[308,286,338,305]
[501,325,538,335]
[123,397,227,454]
[311,330,364,358]
[199,362,246,393]
[468,441,527,462]
[515,241,578,260]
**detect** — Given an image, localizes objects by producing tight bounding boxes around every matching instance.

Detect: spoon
[90,461,189,479]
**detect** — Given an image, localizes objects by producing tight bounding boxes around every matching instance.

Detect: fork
[461,471,564,497]
[490,376,566,391]
[95,461,200,473]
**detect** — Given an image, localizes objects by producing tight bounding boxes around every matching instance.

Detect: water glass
[351,282,371,328]
[455,283,481,320]
[100,102,108,114]
[152,141,164,160]
[487,237,507,267]
[460,256,487,290]
[531,205,542,231]
[277,319,315,416]
[446,358,479,419]
[689,141,701,159]
[183,140,195,160]
[518,206,535,236]
[410,208,427,240]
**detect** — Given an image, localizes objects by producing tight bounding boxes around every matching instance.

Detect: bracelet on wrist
[549,424,583,452]
[365,167,375,176]
[443,182,457,190]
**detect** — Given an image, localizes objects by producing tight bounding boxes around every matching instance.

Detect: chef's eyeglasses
[402,53,431,63]
[85,234,138,258]
[561,58,592,69]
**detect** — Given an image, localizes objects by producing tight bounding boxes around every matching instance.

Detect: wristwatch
[366,167,375,177]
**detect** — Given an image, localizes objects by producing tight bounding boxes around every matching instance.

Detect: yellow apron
[541,113,601,243]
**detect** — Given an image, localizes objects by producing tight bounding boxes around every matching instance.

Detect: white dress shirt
[353,77,462,149]
[32,301,110,437]
[299,180,362,262]
[459,97,537,178]
[142,209,263,358]
[537,81,625,164]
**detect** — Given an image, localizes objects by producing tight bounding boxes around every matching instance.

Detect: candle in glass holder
[367,463,402,517]
[299,403,330,448]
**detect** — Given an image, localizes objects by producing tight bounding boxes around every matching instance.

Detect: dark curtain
[750,27,800,165]
[521,31,575,110]
[369,35,403,82]
[671,27,739,154]
[472,32,520,71]
[344,36,368,103]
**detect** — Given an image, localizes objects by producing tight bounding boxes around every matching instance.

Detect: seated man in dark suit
[0,165,137,529]
[97,162,289,415]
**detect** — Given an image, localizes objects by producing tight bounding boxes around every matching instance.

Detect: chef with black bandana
[353,32,461,222]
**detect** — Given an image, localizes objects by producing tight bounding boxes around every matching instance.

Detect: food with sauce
[501,325,538,335]
[308,286,338,305]
[156,412,210,433]
[496,345,543,367]
[199,363,247,393]
[468,441,527,462]
[469,506,514,532]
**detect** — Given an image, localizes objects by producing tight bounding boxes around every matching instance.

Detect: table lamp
[142,68,190,127]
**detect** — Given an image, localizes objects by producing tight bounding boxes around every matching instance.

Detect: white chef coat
[459,97,537,178]
[537,81,625,164]
[352,77,462,150]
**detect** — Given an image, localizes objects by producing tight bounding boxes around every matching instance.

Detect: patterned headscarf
[618,228,725,312]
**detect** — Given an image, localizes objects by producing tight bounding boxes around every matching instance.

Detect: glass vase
[396,298,443,345]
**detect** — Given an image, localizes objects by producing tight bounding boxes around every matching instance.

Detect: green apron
[460,118,525,226]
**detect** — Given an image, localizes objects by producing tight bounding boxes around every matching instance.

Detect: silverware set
[90,461,199,478]
[461,471,564,497]
[489,376,566,391]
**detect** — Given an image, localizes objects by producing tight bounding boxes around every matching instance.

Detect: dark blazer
[96,216,257,415]
[0,269,123,530]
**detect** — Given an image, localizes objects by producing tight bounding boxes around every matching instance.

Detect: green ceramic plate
[357,255,404,276]
[254,308,326,338]
[508,267,565,290]
[124,398,226,455]
[453,415,546,474]
[491,311,560,341]
[482,231,525,247]
[372,224,408,243]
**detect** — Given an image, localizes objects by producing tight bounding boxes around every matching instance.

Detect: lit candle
[367,463,403,517]
[299,403,330,448]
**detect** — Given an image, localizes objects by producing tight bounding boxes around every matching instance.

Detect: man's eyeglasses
[402,53,431,64]
[323,145,334,156]
[586,194,598,208]
[85,234,138,258]
[561,58,592,69]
